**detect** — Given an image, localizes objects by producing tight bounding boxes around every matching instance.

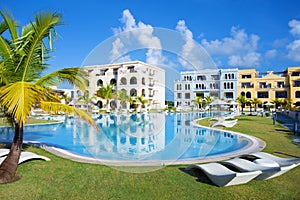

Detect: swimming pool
[0,112,263,166]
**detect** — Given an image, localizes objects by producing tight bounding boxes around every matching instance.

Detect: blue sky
[1,0,300,99]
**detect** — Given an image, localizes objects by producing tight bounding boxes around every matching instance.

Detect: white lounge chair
[220,158,297,180]
[187,163,261,187]
[0,151,50,165]
[212,119,238,128]
[242,152,300,167]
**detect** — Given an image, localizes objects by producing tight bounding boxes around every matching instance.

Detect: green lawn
[0,115,299,200]
[0,118,58,127]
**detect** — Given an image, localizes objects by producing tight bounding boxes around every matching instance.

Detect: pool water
[0,112,250,162]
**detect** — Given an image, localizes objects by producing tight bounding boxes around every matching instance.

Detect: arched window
[232,73,234,79]
[227,82,230,89]
[296,91,300,98]
[142,77,145,85]
[228,74,231,79]
[120,77,127,85]
[241,92,245,96]
[110,78,117,85]
[224,83,227,89]
[246,92,251,98]
[130,89,137,96]
[225,74,228,79]
[130,77,137,84]
[97,79,103,86]
[142,89,145,97]
[231,82,234,89]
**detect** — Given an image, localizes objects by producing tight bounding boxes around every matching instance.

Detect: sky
[1,0,300,99]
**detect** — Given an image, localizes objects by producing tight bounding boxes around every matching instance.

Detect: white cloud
[265,49,277,59]
[201,27,261,67]
[111,9,166,66]
[287,39,300,61]
[289,19,300,37]
[176,20,212,70]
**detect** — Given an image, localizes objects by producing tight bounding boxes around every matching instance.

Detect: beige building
[238,66,300,106]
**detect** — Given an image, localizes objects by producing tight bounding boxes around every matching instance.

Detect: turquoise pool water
[0,112,251,162]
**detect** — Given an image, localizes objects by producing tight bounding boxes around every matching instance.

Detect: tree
[204,96,212,107]
[252,98,261,112]
[272,98,281,109]
[0,11,98,184]
[237,95,247,113]
[95,83,116,111]
[78,90,96,112]
[117,90,130,110]
[192,96,203,110]
[136,95,149,111]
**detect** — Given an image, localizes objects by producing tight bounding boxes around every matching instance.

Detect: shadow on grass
[179,167,217,187]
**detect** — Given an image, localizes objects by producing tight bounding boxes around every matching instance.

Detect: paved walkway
[275,113,300,145]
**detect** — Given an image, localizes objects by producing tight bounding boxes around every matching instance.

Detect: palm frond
[0,10,19,46]
[0,82,48,126]
[40,101,99,131]
[35,67,88,90]
[21,11,62,81]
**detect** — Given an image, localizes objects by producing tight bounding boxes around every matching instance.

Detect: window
[142,77,145,85]
[97,79,103,86]
[246,92,251,98]
[241,74,251,79]
[241,92,245,96]
[296,91,300,98]
[225,92,233,99]
[291,71,300,76]
[225,74,228,79]
[177,93,182,99]
[110,78,117,85]
[130,77,137,84]
[257,91,269,98]
[294,81,300,87]
[130,89,137,96]
[277,82,284,88]
[120,77,127,85]
[231,73,234,79]
[241,82,252,88]
[276,91,287,98]
[224,83,227,89]
[185,93,190,99]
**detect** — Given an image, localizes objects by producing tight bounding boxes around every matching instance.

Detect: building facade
[237,66,300,106]
[174,68,238,109]
[80,61,165,110]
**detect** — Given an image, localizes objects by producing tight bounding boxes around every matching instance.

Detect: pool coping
[36,117,266,166]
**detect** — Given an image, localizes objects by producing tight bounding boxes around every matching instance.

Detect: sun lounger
[211,119,238,128]
[220,158,297,180]
[0,151,50,165]
[241,152,300,167]
[187,163,261,187]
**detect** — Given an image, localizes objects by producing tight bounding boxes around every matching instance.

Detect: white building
[174,68,238,109]
[81,61,165,110]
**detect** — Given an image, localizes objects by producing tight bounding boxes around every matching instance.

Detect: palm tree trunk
[0,122,23,184]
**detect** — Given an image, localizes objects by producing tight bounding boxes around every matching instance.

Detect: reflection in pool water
[0,112,250,162]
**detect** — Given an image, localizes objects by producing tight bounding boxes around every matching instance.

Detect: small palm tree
[252,98,261,112]
[117,90,130,110]
[78,90,96,112]
[0,11,98,184]
[272,98,281,109]
[95,83,116,112]
[192,96,203,110]
[237,95,247,113]
[136,95,149,111]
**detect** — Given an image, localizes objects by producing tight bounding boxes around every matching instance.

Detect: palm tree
[272,98,281,109]
[237,95,247,113]
[192,96,203,110]
[0,11,98,184]
[78,90,96,112]
[136,95,149,112]
[117,90,130,110]
[252,98,261,112]
[95,83,116,112]
[204,96,212,107]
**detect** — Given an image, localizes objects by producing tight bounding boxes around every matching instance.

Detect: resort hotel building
[174,68,238,109]
[238,67,300,106]
[78,61,165,111]
[173,66,300,110]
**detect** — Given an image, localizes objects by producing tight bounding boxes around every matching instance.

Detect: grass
[0,115,299,199]
[0,118,58,127]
